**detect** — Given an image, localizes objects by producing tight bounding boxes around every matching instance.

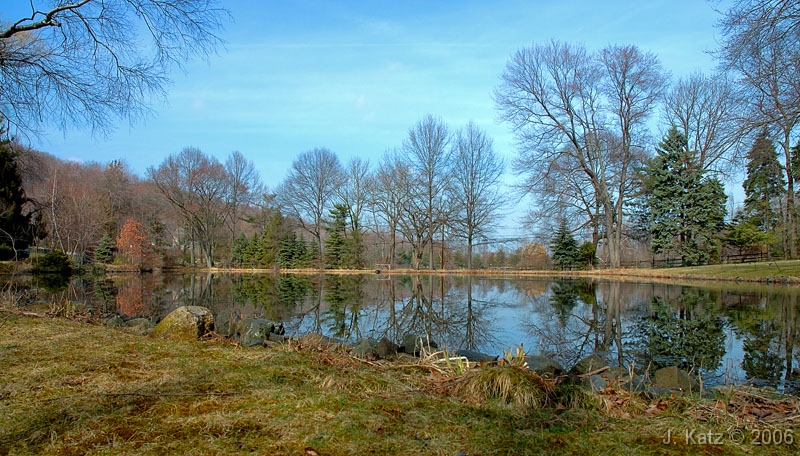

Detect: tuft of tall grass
[444,365,554,408]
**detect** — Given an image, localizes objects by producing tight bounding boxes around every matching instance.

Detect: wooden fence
[618,252,770,269]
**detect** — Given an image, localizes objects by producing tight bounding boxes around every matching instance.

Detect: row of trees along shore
[1,0,800,270]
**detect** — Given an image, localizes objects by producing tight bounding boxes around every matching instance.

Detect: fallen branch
[577,366,611,378]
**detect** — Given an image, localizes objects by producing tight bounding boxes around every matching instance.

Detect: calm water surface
[17,273,800,392]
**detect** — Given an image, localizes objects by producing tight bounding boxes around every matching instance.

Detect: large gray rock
[603,366,631,383]
[352,339,377,358]
[569,353,608,376]
[524,355,565,377]
[652,366,699,391]
[400,334,438,355]
[620,374,649,393]
[582,374,608,392]
[150,306,214,341]
[104,316,127,327]
[374,338,399,357]
[236,318,282,347]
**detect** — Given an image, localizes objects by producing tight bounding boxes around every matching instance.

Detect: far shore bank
[6,258,800,285]
[97,260,800,285]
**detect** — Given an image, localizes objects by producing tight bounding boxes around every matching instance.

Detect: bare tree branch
[0,0,228,137]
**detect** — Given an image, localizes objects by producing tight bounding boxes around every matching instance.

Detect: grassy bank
[18,258,800,285]
[144,259,800,286]
[1,311,798,455]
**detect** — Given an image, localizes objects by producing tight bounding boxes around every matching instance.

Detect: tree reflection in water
[4,272,798,390]
[630,290,726,383]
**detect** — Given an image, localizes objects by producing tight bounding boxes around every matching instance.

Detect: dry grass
[1,310,798,455]
[437,365,553,407]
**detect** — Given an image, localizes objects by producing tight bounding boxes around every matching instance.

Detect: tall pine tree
[641,127,727,265]
[743,129,785,233]
[324,204,364,269]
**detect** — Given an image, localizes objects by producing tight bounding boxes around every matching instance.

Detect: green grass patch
[665,260,800,280]
[0,310,797,455]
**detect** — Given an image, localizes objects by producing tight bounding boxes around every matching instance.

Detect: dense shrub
[31,250,73,275]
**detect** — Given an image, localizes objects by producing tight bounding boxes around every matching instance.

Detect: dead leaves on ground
[596,384,800,425]
[688,389,800,425]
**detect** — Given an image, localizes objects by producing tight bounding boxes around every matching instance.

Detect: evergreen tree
[0,133,35,260]
[258,211,286,267]
[725,218,771,255]
[277,233,296,268]
[242,232,261,267]
[324,205,348,268]
[324,203,364,269]
[743,129,785,233]
[278,232,312,269]
[550,219,579,270]
[231,233,248,267]
[641,127,727,265]
[577,241,596,269]
[94,232,115,264]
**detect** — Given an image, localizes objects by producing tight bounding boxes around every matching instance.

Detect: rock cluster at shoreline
[107,305,718,400]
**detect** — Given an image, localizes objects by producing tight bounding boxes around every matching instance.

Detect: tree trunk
[600,186,620,268]
[467,238,473,269]
[781,134,797,258]
[440,224,446,269]
[389,225,396,268]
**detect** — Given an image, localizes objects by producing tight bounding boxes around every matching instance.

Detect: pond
[10,272,800,393]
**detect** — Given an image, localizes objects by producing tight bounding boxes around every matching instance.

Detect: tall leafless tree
[338,157,371,234]
[276,147,345,263]
[449,121,506,269]
[719,0,800,257]
[0,0,227,136]
[600,44,668,263]
[224,150,263,241]
[497,42,608,267]
[148,147,230,267]
[496,42,666,267]
[370,149,409,267]
[401,115,451,269]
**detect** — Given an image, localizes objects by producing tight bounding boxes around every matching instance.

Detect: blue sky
[3,0,731,231]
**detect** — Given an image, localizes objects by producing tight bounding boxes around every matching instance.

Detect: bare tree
[147,147,230,267]
[495,41,611,265]
[719,0,800,257]
[98,160,134,234]
[719,0,800,53]
[449,122,506,269]
[45,162,109,261]
[276,147,345,262]
[339,157,371,234]
[600,44,668,263]
[661,72,742,173]
[225,150,263,241]
[401,114,451,269]
[370,149,409,267]
[0,0,227,136]
[496,41,666,268]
